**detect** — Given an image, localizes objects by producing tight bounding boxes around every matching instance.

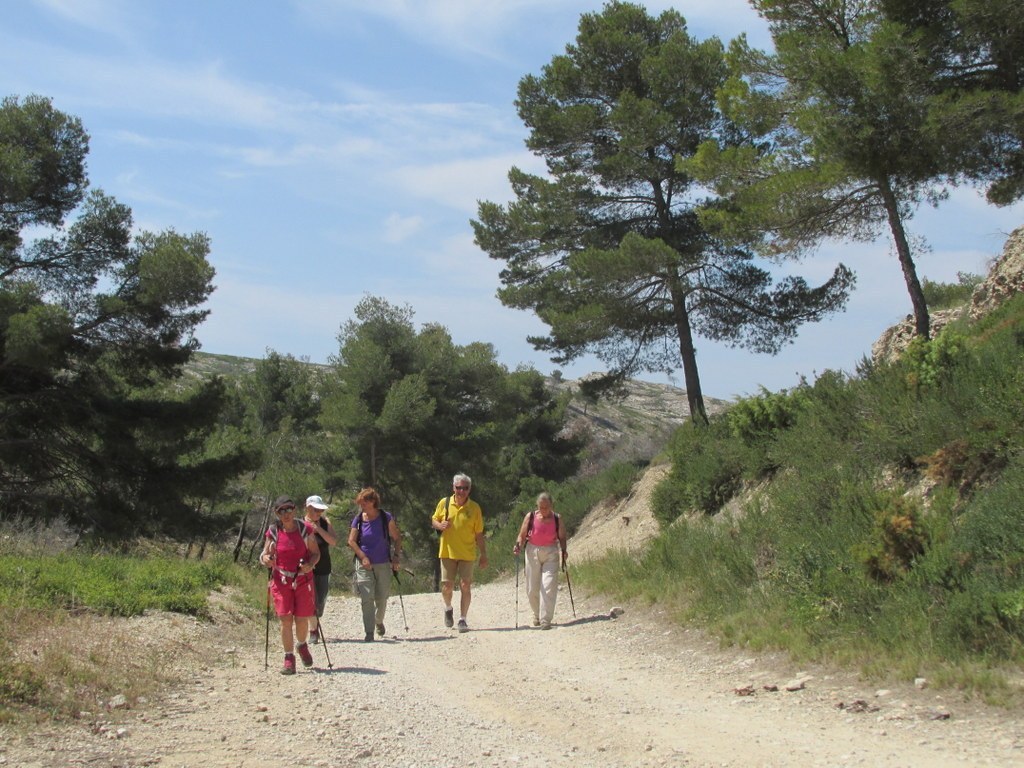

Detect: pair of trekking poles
[514,550,576,629]
[263,569,409,671]
[263,568,333,671]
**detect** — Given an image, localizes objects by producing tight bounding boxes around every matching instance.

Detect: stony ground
[2,575,1023,768]
[3,465,1023,767]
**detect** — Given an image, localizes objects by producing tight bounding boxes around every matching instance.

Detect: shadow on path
[314,666,387,676]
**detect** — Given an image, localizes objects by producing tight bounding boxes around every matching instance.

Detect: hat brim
[307,502,329,510]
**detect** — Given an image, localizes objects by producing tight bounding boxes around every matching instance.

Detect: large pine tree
[0,95,253,537]
[473,2,853,424]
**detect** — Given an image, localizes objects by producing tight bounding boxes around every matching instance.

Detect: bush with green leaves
[903,328,969,390]
[652,418,745,525]
[921,272,983,311]
[726,386,809,474]
[579,292,1024,686]
[854,494,929,583]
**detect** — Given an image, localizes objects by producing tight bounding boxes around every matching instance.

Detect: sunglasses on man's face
[454,486,470,491]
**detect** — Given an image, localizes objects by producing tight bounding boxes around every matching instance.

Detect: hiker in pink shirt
[513,492,568,629]
[260,495,320,674]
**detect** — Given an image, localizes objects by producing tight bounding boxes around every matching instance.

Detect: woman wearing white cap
[303,494,339,643]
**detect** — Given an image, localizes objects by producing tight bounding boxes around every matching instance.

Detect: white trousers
[524,543,560,623]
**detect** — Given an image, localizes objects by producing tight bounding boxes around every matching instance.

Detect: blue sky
[4,1,1023,401]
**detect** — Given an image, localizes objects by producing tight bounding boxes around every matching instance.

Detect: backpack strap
[380,509,392,549]
[525,511,559,543]
[269,520,311,541]
[435,496,451,538]
[353,510,391,551]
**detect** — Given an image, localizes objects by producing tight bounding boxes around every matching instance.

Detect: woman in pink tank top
[259,495,321,674]
[512,492,568,629]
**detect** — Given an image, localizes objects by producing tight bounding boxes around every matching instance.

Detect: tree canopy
[472,1,853,424]
[881,0,1024,205]
[0,95,253,537]
[689,0,992,340]
[321,295,583,550]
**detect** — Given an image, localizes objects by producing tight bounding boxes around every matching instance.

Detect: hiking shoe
[281,654,296,675]
[375,622,385,637]
[532,616,541,627]
[541,620,552,630]
[444,608,454,628]
[309,627,320,644]
[364,633,374,642]
[457,619,469,633]
[297,642,313,668]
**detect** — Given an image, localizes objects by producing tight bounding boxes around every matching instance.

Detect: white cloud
[382,213,424,243]
[391,151,545,213]
[297,0,561,60]
[197,277,361,363]
[298,0,768,58]
[35,0,137,43]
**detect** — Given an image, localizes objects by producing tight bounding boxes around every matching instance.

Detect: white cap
[305,495,328,510]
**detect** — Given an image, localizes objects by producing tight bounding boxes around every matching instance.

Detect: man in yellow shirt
[431,473,488,632]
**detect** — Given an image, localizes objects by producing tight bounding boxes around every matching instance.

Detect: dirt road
[5,576,1022,768]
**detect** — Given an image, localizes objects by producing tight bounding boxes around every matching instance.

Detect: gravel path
[3,577,1023,768]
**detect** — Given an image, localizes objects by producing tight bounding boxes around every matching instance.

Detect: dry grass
[0,585,260,725]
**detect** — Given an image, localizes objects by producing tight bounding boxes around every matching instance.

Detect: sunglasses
[276,504,296,513]
[453,486,470,491]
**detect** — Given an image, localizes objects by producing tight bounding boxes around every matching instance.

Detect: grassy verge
[576,293,1024,707]
[0,534,266,723]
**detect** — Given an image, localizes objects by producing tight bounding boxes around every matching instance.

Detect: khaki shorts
[440,558,474,584]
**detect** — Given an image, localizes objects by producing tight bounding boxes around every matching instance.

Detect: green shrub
[726,386,808,475]
[903,328,968,391]
[855,495,929,583]
[652,418,744,524]
[566,290,1024,690]
[921,272,983,310]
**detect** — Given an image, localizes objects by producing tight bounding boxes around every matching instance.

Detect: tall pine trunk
[669,275,709,426]
[879,176,930,339]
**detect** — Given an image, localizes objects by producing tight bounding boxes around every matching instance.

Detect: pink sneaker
[281,654,296,675]
[296,642,313,668]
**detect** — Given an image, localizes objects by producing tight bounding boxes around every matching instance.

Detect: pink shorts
[270,572,316,617]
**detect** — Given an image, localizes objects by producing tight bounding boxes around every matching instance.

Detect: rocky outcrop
[549,376,729,475]
[870,307,964,366]
[568,462,668,562]
[872,225,1024,365]
[968,225,1024,321]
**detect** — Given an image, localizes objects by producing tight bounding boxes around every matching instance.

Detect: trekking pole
[562,560,577,618]
[316,615,332,669]
[515,553,520,629]
[264,576,271,671]
[393,571,409,632]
